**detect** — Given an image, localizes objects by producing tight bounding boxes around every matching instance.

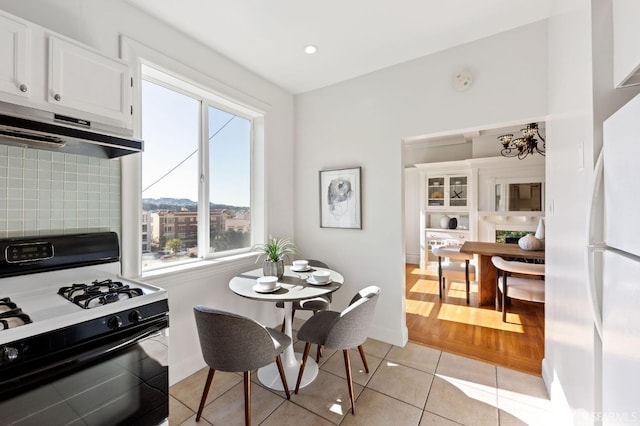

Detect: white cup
[311,270,331,283]
[293,260,309,270]
[257,276,278,290]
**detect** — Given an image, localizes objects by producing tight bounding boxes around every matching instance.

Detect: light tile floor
[169,318,554,426]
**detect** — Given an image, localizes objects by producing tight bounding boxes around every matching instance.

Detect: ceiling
[125,0,553,94]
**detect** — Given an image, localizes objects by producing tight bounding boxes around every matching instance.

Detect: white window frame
[141,73,255,264]
[120,37,267,278]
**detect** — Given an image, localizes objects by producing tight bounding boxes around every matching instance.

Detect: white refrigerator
[588,92,640,424]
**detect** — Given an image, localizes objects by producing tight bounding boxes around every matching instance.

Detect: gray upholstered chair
[432,245,475,304]
[193,306,291,425]
[294,285,381,415]
[277,259,331,332]
[491,256,545,322]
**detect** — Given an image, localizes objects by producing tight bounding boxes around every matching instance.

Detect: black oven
[0,233,169,426]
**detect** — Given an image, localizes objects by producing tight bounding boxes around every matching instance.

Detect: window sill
[138,252,259,281]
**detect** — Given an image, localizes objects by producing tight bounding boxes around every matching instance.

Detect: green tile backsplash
[0,145,121,238]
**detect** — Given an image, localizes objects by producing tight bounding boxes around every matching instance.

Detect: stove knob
[129,310,143,323]
[108,315,123,329]
[2,346,19,363]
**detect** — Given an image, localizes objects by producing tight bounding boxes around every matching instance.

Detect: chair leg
[465,259,470,304]
[437,256,443,299]
[357,345,369,373]
[244,371,251,426]
[295,342,312,394]
[275,354,291,400]
[343,349,356,415]
[316,344,322,363]
[495,266,501,310]
[502,271,508,322]
[196,368,215,422]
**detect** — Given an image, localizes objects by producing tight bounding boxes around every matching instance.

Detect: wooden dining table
[460,241,545,307]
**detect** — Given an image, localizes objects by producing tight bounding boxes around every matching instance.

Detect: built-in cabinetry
[0,10,132,130]
[426,175,469,209]
[416,161,476,268]
[414,155,546,268]
[0,13,29,99]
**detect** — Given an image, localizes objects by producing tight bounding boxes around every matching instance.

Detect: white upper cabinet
[0,10,133,130]
[48,36,132,127]
[425,174,469,210]
[0,13,29,99]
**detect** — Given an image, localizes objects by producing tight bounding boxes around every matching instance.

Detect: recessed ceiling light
[304,44,318,54]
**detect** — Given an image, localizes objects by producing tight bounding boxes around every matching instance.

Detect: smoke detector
[453,70,473,91]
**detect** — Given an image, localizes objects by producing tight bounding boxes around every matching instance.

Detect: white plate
[306,277,332,286]
[253,283,282,293]
[291,266,311,272]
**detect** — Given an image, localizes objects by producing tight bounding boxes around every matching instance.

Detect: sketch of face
[327,178,352,215]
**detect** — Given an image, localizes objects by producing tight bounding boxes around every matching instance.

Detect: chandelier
[497,123,545,159]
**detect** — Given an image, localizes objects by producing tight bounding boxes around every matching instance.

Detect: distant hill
[143,198,248,212]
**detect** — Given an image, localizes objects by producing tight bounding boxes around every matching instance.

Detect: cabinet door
[0,13,29,98]
[427,177,445,207]
[448,175,468,208]
[48,36,131,127]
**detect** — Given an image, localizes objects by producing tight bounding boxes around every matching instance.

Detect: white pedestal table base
[257,353,318,391]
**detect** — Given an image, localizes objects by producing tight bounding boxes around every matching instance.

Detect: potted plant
[252,237,296,278]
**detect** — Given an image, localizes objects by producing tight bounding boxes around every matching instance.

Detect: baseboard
[170,353,206,386]
[369,322,407,347]
[541,357,553,396]
[405,253,420,265]
[541,358,574,424]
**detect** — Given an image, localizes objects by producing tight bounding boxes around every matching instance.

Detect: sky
[140,80,250,207]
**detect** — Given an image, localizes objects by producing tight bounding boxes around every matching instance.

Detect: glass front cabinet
[426,175,469,210]
[415,161,475,269]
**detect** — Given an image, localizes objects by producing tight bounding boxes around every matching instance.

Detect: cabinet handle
[19,84,28,93]
[54,93,61,101]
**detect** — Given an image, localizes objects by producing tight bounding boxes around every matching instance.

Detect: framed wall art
[319,167,362,229]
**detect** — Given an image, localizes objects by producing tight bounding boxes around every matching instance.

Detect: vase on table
[263,259,284,279]
[440,215,450,229]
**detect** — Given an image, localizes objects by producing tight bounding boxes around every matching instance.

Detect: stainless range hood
[0,102,143,159]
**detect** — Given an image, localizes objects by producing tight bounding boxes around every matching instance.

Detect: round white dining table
[228,265,343,391]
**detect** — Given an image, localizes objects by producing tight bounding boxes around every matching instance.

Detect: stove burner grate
[58,279,144,309]
[0,297,33,330]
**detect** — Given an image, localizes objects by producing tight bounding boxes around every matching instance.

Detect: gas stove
[58,279,144,309]
[0,297,31,331]
[0,232,167,345]
[0,232,169,425]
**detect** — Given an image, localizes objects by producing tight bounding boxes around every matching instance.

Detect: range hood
[0,102,143,159]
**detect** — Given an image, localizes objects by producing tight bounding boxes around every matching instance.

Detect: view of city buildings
[142,204,250,263]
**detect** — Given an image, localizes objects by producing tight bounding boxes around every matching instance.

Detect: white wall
[544,0,640,423]
[404,167,420,264]
[612,0,640,87]
[0,0,295,385]
[294,21,548,346]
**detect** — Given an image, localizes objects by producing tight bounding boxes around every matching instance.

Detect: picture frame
[319,167,362,229]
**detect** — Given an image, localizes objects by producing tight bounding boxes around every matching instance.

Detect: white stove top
[0,263,167,345]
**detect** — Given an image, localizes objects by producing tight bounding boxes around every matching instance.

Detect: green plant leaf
[252,236,297,262]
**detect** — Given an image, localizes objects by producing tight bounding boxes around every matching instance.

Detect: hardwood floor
[405,263,544,376]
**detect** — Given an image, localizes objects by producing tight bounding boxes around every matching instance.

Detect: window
[140,71,252,270]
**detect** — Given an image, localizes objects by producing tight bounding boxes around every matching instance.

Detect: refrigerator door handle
[585,150,604,339]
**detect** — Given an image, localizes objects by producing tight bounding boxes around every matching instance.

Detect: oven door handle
[77,323,166,362]
[0,318,168,390]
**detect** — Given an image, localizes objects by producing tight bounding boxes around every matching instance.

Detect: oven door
[0,316,168,426]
